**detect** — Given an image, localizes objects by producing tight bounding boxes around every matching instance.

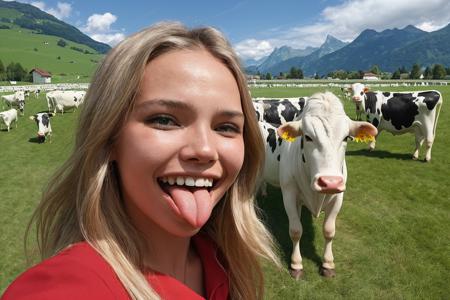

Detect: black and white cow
[350,83,443,161]
[253,97,307,126]
[259,92,377,279]
[1,91,25,115]
[30,113,53,143]
[46,90,86,114]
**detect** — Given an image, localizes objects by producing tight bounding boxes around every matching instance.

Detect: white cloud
[84,13,117,33]
[30,1,72,20]
[236,0,450,60]
[81,12,125,46]
[89,33,125,46]
[235,39,273,60]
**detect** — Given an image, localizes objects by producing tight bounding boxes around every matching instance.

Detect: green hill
[0,26,104,83]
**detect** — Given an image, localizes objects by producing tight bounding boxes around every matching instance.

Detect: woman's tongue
[166,185,213,228]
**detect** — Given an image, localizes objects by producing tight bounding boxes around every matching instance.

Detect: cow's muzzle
[352,96,362,103]
[314,175,345,194]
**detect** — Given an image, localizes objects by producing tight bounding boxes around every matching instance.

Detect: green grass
[0,26,103,80]
[1,85,449,299]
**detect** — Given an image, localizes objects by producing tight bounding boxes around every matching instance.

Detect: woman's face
[113,49,245,237]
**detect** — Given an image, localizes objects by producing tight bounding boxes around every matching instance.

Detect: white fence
[0,83,89,93]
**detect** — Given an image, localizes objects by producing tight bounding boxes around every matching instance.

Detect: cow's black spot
[37,135,45,143]
[372,118,379,127]
[419,91,440,110]
[264,103,282,125]
[364,92,378,114]
[267,128,277,153]
[278,137,283,146]
[377,108,380,115]
[381,95,419,130]
[383,92,391,97]
[42,114,49,127]
[299,98,306,111]
[277,154,280,161]
[279,99,300,123]
[302,153,306,163]
[300,136,304,149]
[255,110,260,120]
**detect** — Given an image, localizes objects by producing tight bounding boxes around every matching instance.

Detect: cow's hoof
[412,156,418,160]
[289,268,304,280]
[424,158,430,163]
[320,267,336,278]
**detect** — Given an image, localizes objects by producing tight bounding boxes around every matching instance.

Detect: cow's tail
[432,92,443,137]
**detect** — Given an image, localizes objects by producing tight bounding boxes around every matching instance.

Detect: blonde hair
[26,22,280,300]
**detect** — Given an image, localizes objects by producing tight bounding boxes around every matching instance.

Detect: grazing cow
[350,83,443,161]
[253,97,307,125]
[0,109,18,131]
[1,91,25,115]
[260,92,377,278]
[46,90,86,114]
[30,113,53,143]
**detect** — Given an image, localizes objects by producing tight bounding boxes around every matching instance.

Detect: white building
[30,68,51,84]
[363,72,379,80]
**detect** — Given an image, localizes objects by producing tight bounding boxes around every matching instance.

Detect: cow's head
[278,93,377,194]
[30,113,53,143]
[351,83,369,103]
[18,100,25,113]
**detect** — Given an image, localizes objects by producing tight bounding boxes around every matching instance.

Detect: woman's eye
[145,115,178,128]
[216,123,241,135]
[305,135,313,142]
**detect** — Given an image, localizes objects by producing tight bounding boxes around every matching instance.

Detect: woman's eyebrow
[135,99,192,110]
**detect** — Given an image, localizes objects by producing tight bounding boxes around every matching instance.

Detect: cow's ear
[363,87,369,93]
[29,115,36,121]
[347,87,352,92]
[277,121,303,141]
[349,121,377,142]
[48,113,54,117]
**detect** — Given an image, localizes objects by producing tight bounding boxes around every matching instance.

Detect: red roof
[30,68,52,77]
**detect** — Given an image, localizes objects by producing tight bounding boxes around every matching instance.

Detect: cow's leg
[321,197,343,278]
[281,187,303,279]
[413,131,424,160]
[423,125,435,162]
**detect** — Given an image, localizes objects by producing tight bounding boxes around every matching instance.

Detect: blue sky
[6,0,450,60]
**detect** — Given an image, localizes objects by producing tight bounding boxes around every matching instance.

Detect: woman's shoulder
[2,242,129,300]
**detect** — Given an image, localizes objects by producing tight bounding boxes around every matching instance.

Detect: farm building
[30,68,52,84]
[363,72,380,80]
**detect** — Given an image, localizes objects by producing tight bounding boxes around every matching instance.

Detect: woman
[2,22,280,300]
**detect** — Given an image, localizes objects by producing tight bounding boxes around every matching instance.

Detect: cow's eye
[304,135,313,142]
[344,136,353,142]
[360,91,364,96]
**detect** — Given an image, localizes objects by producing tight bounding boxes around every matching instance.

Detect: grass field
[1,84,449,298]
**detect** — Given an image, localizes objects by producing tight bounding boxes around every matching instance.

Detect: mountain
[243,55,268,68]
[257,45,317,73]
[0,1,110,54]
[266,35,348,75]
[304,25,430,75]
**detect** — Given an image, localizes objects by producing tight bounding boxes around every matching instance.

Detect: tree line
[0,59,32,82]
[254,63,450,80]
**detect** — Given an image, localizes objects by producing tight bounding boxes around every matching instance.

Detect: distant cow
[46,90,86,114]
[0,109,18,131]
[350,83,443,161]
[30,113,53,143]
[260,92,377,279]
[1,91,25,115]
[253,97,307,126]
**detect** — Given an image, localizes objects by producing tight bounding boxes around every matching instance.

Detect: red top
[2,234,229,300]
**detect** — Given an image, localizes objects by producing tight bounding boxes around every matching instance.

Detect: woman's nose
[179,127,219,163]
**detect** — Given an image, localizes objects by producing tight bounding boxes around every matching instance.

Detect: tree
[432,64,446,79]
[391,70,401,79]
[370,65,381,75]
[423,66,433,79]
[265,72,272,80]
[446,67,450,75]
[0,59,5,81]
[57,39,67,47]
[399,66,408,74]
[410,63,421,79]
[314,73,320,79]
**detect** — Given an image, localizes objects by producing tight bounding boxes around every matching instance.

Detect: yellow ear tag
[354,130,375,143]
[281,131,296,142]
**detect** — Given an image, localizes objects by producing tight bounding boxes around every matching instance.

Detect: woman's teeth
[160,176,213,187]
